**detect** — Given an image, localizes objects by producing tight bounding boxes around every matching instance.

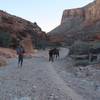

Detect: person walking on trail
[16,45,25,67]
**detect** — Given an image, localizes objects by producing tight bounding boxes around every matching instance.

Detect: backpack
[16,47,25,55]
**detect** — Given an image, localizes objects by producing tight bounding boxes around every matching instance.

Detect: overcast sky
[0,0,94,32]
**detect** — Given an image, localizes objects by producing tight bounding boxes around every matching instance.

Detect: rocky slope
[0,10,47,52]
[48,0,100,45]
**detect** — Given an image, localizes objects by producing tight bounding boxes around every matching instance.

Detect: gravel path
[0,48,85,100]
[52,54,100,100]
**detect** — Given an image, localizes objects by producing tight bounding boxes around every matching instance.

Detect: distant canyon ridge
[0,0,100,52]
[48,0,100,45]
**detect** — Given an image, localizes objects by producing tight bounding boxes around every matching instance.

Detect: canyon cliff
[48,0,100,45]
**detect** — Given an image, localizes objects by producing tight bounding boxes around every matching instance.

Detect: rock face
[0,10,47,52]
[48,0,100,45]
[61,8,84,24]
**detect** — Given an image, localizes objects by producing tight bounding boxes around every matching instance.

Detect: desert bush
[0,57,7,67]
[90,41,100,49]
[69,40,92,55]
[10,37,19,49]
[0,31,12,48]
[74,60,89,66]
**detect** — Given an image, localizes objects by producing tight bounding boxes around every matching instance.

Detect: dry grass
[0,56,7,67]
[0,47,17,67]
[0,47,17,58]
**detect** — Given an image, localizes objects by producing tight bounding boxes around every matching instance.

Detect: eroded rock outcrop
[0,10,47,52]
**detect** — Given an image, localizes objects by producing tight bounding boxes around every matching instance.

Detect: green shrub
[74,60,89,66]
[69,40,92,55]
[90,41,100,49]
[0,31,12,47]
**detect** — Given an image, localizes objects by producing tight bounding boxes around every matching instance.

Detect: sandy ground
[0,48,99,100]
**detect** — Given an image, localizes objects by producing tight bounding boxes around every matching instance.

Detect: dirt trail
[0,48,85,100]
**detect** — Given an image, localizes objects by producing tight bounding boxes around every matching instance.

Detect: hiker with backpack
[16,45,25,67]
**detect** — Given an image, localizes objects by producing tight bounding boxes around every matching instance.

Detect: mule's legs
[49,54,52,61]
[49,53,54,62]
[51,56,54,62]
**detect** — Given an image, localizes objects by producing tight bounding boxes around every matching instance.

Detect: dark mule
[49,48,59,62]
[49,49,54,62]
[53,48,59,59]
